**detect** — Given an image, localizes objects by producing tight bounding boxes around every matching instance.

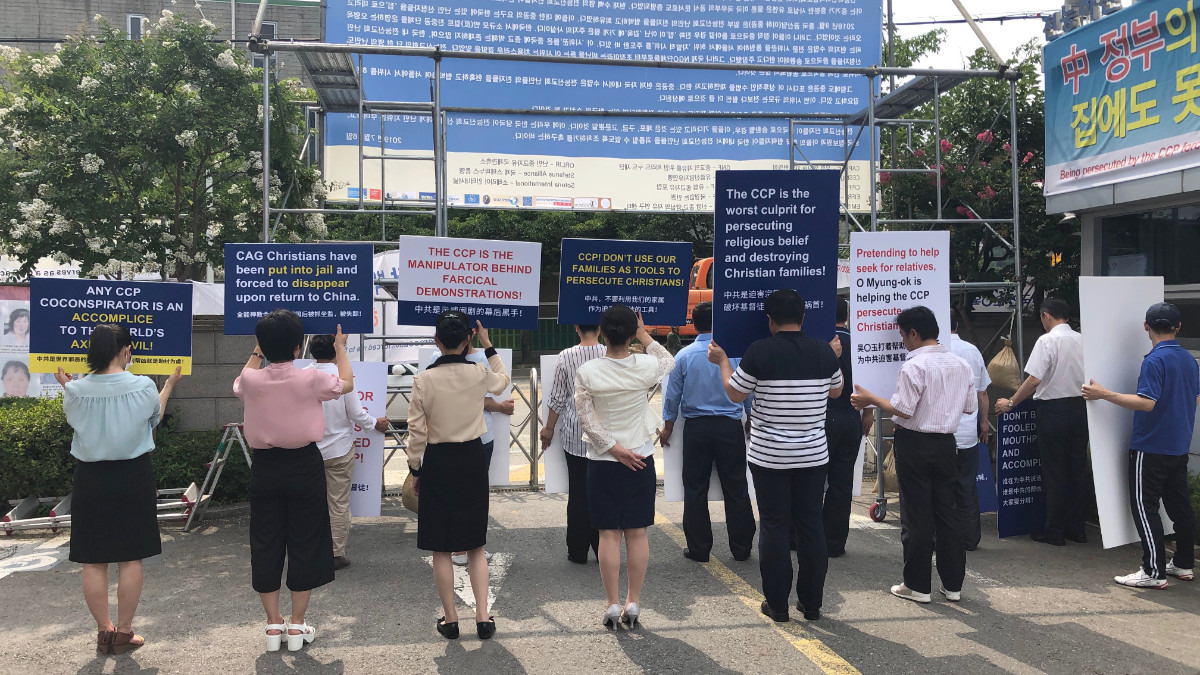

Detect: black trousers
[565,451,599,561]
[955,443,982,549]
[250,444,335,593]
[822,408,863,554]
[1129,451,1197,578]
[682,416,756,559]
[1037,397,1091,541]
[750,462,828,613]
[894,428,965,595]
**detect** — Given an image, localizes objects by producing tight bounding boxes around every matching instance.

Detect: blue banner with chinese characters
[712,170,839,358]
[1045,0,1200,195]
[975,442,999,514]
[29,278,193,375]
[996,400,1046,537]
[557,239,692,326]
[223,243,374,335]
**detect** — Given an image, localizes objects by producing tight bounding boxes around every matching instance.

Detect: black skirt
[588,454,657,530]
[69,453,162,564]
[417,438,489,552]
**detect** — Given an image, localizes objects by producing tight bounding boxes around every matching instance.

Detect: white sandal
[265,624,286,652]
[286,622,316,652]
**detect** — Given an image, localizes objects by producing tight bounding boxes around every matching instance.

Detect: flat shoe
[111,631,144,655]
[760,600,789,623]
[437,617,460,640]
[477,617,496,640]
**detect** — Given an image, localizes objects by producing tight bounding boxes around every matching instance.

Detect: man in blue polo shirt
[1082,302,1199,589]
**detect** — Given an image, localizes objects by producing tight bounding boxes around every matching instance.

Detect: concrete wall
[0,0,321,85]
[169,316,252,432]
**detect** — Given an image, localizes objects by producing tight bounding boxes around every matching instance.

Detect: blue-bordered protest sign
[975,442,999,514]
[996,400,1045,537]
[557,238,691,326]
[224,243,374,335]
[29,278,193,375]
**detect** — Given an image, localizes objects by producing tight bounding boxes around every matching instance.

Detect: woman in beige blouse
[575,305,675,628]
[407,312,510,641]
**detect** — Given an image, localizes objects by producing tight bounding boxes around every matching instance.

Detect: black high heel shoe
[437,617,459,640]
[477,617,496,640]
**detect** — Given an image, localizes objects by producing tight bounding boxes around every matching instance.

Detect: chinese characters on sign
[996,400,1046,538]
[557,239,691,326]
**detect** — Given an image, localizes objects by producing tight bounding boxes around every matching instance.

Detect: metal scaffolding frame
[248,38,1028,498]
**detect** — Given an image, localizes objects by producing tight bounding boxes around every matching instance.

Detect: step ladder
[183,423,252,532]
[4,485,202,535]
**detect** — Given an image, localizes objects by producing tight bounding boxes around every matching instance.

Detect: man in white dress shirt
[308,335,390,570]
[995,298,1089,546]
[948,312,991,551]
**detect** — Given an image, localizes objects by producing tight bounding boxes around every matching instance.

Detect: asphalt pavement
[2,489,1199,675]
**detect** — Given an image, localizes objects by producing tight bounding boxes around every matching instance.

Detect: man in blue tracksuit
[1082,302,1198,589]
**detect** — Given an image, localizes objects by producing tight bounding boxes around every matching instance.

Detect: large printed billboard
[1044,0,1200,196]
[323,0,882,212]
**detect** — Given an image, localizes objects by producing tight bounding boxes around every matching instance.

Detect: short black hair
[836,298,849,324]
[308,334,336,360]
[435,312,470,351]
[897,305,939,342]
[1041,297,1070,321]
[86,323,133,373]
[765,289,805,326]
[576,324,599,334]
[692,301,714,332]
[2,360,29,380]
[255,309,305,363]
[950,309,961,332]
[600,304,638,346]
[6,308,28,332]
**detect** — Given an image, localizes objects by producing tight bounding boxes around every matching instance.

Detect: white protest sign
[419,346,513,486]
[1079,276,1171,549]
[349,361,387,517]
[541,355,570,494]
[849,231,950,402]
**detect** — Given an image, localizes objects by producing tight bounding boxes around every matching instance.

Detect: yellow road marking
[654,512,862,675]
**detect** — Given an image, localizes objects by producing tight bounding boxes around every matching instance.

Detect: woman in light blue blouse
[56,324,182,655]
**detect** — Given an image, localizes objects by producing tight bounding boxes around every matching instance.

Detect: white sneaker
[1114,569,1168,589]
[939,586,961,602]
[890,583,931,604]
[451,554,468,566]
[1166,562,1194,581]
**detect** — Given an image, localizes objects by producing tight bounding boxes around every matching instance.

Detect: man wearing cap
[1082,302,1198,588]
[995,298,1090,546]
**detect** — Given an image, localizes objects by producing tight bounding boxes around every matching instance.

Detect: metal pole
[868,75,877,232]
[230,0,236,41]
[432,56,444,237]
[380,112,387,240]
[261,61,270,242]
[357,54,364,211]
[788,121,795,169]
[1009,80,1025,367]
[934,77,943,221]
[440,111,448,235]
[249,0,268,35]
[529,368,539,490]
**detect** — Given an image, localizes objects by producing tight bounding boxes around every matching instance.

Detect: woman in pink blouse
[234,310,353,652]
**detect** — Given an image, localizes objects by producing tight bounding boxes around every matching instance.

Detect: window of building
[252,21,278,71]
[127,15,148,41]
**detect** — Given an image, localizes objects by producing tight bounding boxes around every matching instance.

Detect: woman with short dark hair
[1,360,31,397]
[575,305,675,628]
[57,323,183,655]
[1,307,29,347]
[234,309,354,652]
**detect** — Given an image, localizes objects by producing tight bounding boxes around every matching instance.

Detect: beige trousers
[324,450,357,557]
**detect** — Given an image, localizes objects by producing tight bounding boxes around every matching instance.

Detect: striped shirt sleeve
[547,347,574,413]
[890,363,923,417]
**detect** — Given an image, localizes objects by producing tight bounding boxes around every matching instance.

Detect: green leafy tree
[0,12,326,281]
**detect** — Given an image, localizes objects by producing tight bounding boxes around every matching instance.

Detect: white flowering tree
[0,12,328,280]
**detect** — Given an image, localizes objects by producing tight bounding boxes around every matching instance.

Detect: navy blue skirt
[587,454,656,530]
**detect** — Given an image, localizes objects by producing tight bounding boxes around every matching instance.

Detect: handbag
[401,472,419,514]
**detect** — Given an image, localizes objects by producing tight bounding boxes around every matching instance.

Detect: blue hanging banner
[557,238,692,326]
[223,243,374,335]
[996,400,1046,537]
[712,169,840,358]
[975,442,999,515]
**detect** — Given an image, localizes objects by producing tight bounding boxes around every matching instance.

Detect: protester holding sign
[575,306,675,628]
[1081,302,1199,589]
[59,324,183,655]
[306,335,390,572]
[949,312,992,551]
[541,324,606,564]
[851,306,976,605]
[708,289,842,623]
[995,298,1090,547]
[406,313,510,641]
[234,310,354,653]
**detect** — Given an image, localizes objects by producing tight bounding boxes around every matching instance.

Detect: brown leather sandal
[111,631,145,655]
[96,629,114,655]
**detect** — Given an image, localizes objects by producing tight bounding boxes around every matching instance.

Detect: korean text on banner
[558,239,691,326]
[349,361,387,518]
[29,278,193,375]
[848,231,950,402]
[996,400,1046,538]
[392,236,541,329]
[223,243,373,335]
[1079,275,1171,548]
[1044,0,1200,196]
[712,169,840,358]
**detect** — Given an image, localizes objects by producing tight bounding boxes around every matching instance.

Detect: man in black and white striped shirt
[709,289,843,623]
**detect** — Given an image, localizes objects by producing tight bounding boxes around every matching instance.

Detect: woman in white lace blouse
[574,305,675,629]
